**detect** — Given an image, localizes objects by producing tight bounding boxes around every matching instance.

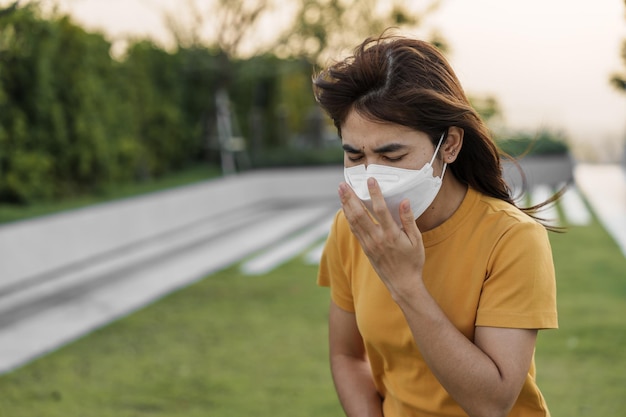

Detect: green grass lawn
[0,218,624,416]
[0,258,341,417]
[535,221,626,416]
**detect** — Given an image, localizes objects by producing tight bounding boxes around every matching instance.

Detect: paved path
[0,191,340,374]
[574,164,626,256]
[0,163,623,375]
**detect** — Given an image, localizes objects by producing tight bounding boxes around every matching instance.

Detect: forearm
[393,283,519,417]
[331,354,384,417]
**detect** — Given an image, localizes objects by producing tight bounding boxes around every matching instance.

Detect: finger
[338,182,361,212]
[399,199,422,247]
[339,182,376,235]
[367,177,396,229]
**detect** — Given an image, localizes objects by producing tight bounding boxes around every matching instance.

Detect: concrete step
[0,200,338,374]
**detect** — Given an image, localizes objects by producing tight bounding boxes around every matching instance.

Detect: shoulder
[472,193,554,271]
[328,209,351,240]
[458,190,550,261]
[474,191,546,236]
[325,209,359,255]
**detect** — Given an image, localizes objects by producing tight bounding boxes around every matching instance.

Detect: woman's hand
[339,177,425,300]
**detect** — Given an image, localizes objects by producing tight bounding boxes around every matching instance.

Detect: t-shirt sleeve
[476,220,558,329]
[317,210,356,312]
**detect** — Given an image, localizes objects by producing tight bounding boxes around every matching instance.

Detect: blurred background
[0,0,624,210]
[0,2,625,415]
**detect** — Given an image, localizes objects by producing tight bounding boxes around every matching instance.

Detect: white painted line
[559,184,591,226]
[530,185,560,227]
[241,216,334,275]
[575,164,626,256]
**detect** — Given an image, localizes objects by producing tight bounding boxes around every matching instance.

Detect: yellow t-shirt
[318,187,558,417]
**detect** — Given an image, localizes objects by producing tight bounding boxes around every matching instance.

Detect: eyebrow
[342,143,408,154]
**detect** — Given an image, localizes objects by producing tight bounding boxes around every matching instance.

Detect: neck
[416,172,468,232]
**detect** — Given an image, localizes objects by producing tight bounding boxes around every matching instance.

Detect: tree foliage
[277,0,441,64]
[160,0,444,159]
[0,4,121,202]
[0,1,452,205]
[0,3,212,203]
[0,2,324,204]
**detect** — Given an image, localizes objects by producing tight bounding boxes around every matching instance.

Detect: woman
[314,34,558,417]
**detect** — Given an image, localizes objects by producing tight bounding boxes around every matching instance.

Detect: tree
[164,0,276,83]
[276,0,442,65]
[166,0,444,161]
[272,0,444,148]
[163,0,281,172]
[0,4,131,201]
[0,2,211,203]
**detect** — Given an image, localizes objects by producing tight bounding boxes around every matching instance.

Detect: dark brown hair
[313,34,561,229]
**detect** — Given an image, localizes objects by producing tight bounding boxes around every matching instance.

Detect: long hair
[313,34,562,230]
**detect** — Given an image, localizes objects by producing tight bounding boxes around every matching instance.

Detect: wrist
[388,273,425,307]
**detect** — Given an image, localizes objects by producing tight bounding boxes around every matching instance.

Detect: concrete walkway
[574,164,626,256]
[0,167,343,374]
[0,163,623,375]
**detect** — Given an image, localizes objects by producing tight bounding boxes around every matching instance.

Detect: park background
[0,0,625,416]
[1,0,625,207]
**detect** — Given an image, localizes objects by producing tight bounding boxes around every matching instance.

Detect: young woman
[314,34,558,417]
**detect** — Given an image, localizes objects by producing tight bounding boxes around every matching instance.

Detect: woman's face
[341,109,442,174]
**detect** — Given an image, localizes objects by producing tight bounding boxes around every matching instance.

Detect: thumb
[400,199,420,243]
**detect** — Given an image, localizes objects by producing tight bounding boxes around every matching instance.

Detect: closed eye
[342,144,364,162]
[382,154,406,162]
[347,154,364,162]
[374,143,409,163]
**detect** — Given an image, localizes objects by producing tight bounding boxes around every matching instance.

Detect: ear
[442,126,464,163]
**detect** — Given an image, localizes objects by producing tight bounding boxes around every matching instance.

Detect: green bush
[497,129,570,157]
[0,5,213,203]
[0,3,337,205]
[4,151,54,202]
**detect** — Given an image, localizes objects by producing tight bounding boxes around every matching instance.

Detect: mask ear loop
[429,131,448,179]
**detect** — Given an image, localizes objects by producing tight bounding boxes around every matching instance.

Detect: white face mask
[344,132,447,225]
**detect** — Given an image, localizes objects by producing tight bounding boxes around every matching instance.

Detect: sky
[424,0,626,162]
[7,0,626,162]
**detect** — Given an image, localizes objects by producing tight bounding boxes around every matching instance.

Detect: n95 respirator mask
[343,132,447,225]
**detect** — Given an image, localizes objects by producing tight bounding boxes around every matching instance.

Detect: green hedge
[0,6,206,203]
[0,4,319,205]
[496,129,570,157]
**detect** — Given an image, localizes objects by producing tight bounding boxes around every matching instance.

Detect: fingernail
[367,177,376,188]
